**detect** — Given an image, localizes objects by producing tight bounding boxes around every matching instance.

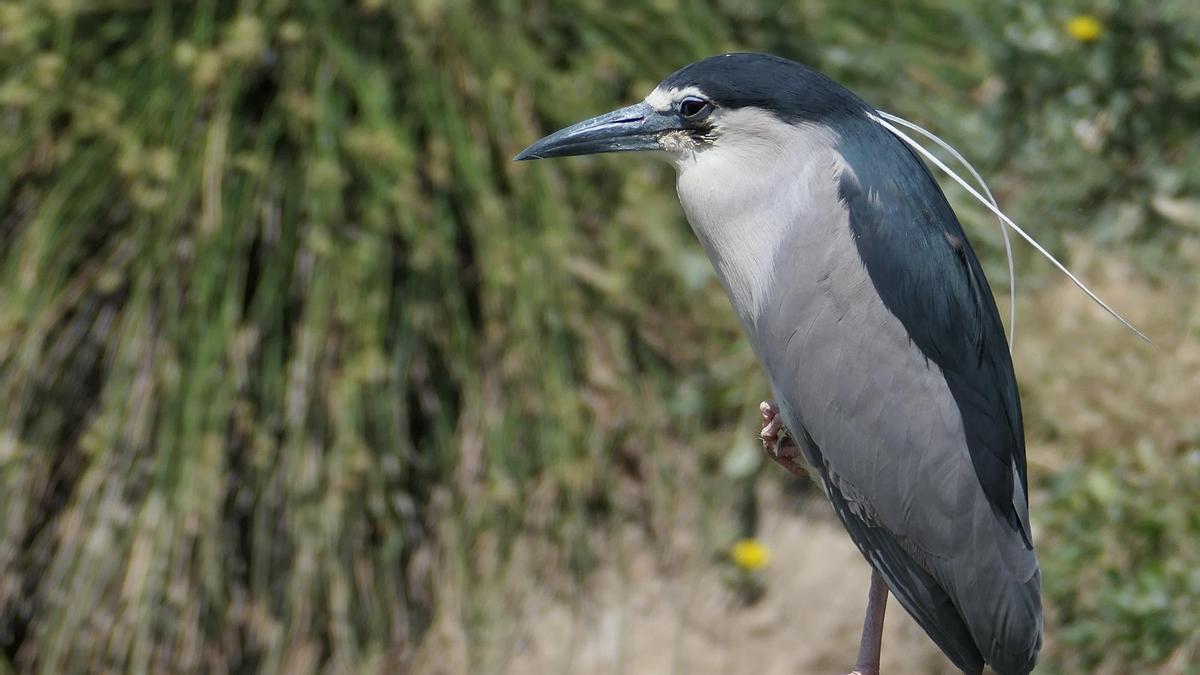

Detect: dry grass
[1014,246,1200,464]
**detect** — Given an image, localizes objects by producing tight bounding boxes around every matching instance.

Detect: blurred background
[1,1,1198,673]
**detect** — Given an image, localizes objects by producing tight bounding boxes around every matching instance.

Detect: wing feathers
[757,116,1041,674]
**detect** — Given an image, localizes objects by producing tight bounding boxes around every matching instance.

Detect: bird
[515,53,1042,675]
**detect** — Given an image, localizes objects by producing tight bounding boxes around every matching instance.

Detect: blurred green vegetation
[0,1,1196,673]
[1040,442,1200,671]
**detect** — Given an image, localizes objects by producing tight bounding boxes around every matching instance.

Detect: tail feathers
[960,565,1043,675]
[985,594,1043,675]
[943,498,1044,675]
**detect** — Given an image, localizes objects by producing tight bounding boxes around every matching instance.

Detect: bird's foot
[758,396,816,475]
[759,400,809,479]
[759,400,800,460]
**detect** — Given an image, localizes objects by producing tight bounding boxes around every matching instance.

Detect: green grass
[0,1,1197,673]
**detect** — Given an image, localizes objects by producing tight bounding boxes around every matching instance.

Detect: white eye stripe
[645,85,708,112]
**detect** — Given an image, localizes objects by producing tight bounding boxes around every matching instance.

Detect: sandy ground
[487,496,958,675]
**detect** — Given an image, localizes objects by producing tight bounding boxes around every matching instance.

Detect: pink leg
[759,400,807,477]
[848,568,889,675]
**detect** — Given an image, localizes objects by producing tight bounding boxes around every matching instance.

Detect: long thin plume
[875,110,1016,348]
[869,112,1153,346]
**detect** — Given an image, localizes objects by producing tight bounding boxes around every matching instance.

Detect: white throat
[670,108,845,333]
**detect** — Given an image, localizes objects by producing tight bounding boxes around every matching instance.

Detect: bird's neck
[673,119,846,343]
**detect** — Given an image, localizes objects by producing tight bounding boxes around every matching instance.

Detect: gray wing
[754,123,1041,675]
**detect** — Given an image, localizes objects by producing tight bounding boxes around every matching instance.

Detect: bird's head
[514,53,871,166]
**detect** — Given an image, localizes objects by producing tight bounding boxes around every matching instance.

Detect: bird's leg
[759,400,806,476]
[848,568,889,675]
[759,402,889,674]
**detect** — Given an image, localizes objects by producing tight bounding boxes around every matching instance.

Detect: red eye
[679,96,711,120]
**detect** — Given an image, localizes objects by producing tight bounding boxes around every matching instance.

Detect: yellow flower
[1066,15,1104,43]
[731,539,771,572]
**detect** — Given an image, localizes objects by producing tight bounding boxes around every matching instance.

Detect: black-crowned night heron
[516,53,1043,675]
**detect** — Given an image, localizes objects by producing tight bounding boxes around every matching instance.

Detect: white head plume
[869,111,1153,346]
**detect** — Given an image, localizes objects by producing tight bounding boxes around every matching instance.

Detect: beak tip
[514,143,544,161]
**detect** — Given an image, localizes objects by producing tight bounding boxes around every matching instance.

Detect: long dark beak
[514,101,677,161]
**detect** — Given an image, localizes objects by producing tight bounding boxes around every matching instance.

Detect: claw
[758,399,793,458]
[757,400,810,479]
